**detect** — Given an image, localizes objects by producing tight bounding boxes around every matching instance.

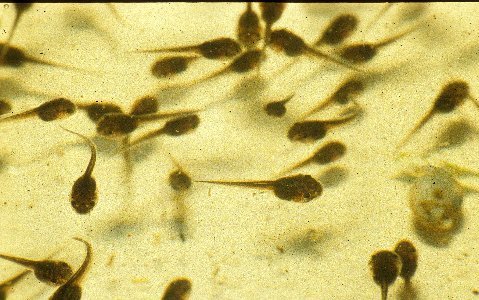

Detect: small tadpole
[268,29,360,71]
[161,277,192,300]
[284,141,347,173]
[0,99,12,115]
[169,169,192,192]
[136,37,241,60]
[0,98,76,124]
[237,3,263,49]
[129,114,200,147]
[264,94,294,117]
[288,112,358,143]
[196,174,322,203]
[393,240,418,284]
[96,112,139,138]
[398,80,477,148]
[0,270,31,299]
[259,2,286,43]
[339,25,419,64]
[305,78,364,116]
[49,238,92,300]
[369,250,402,300]
[0,253,73,286]
[151,56,200,78]
[0,44,93,74]
[130,96,159,116]
[315,14,358,46]
[0,3,33,62]
[77,102,123,123]
[62,128,98,215]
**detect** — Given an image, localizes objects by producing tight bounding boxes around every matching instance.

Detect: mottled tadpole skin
[162,115,200,136]
[162,278,192,300]
[369,250,402,300]
[272,174,322,203]
[81,103,123,123]
[130,96,159,116]
[288,121,327,142]
[71,175,97,214]
[340,44,376,64]
[96,113,138,137]
[151,57,195,78]
[229,49,263,73]
[313,141,347,165]
[237,3,262,49]
[198,38,241,59]
[433,80,469,113]
[269,29,306,57]
[36,98,77,121]
[317,14,358,46]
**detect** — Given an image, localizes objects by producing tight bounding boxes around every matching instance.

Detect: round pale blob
[409,166,464,233]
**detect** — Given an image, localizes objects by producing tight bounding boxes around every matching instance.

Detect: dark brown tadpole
[315,14,358,46]
[137,37,241,60]
[259,2,286,43]
[130,96,159,116]
[96,112,139,138]
[161,277,192,300]
[0,100,12,115]
[306,78,364,116]
[62,128,98,215]
[288,113,357,143]
[151,56,199,78]
[339,26,418,64]
[0,270,31,299]
[49,238,92,300]
[0,44,91,73]
[169,170,192,192]
[196,174,322,203]
[369,250,402,300]
[393,240,418,283]
[0,98,76,123]
[264,94,294,117]
[0,3,33,62]
[285,141,347,173]
[398,80,476,148]
[268,29,360,71]
[237,3,263,49]
[129,114,200,147]
[77,102,123,123]
[0,254,73,286]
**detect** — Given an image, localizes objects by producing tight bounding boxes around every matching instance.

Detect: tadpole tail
[0,270,31,288]
[129,127,166,148]
[135,45,197,54]
[380,284,389,300]
[304,97,334,119]
[280,158,312,176]
[107,3,126,25]
[134,109,201,123]
[0,108,36,123]
[467,95,479,110]
[67,238,92,284]
[397,109,434,149]
[60,127,97,177]
[306,46,363,73]
[0,254,36,268]
[27,56,101,76]
[195,179,273,189]
[375,24,419,48]
[363,3,394,35]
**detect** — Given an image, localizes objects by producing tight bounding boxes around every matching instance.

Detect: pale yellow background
[0,3,479,300]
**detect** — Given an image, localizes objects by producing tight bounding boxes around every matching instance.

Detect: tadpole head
[288,121,327,143]
[320,14,358,45]
[83,103,123,123]
[269,29,305,57]
[71,175,97,215]
[340,44,377,64]
[434,81,469,113]
[34,261,73,286]
[199,38,241,59]
[169,170,192,192]
[265,101,287,117]
[2,47,26,67]
[96,113,138,137]
[162,114,200,136]
[394,240,418,282]
[259,3,286,25]
[50,283,82,300]
[273,174,322,202]
[151,57,190,78]
[229,49,263,73]
[130,96,159,116]
[0,100,12,115]
[37,98,77,121]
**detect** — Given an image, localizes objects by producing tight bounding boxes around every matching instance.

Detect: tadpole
[0,100,12,115]
[0,98,76,123]
[259,3,286,44]
[264,94,294,117]
[62,128,98,215]
[129,114,200,147]
[369,250,402,300]
[77,102,123,123]
[284,141,347,173]
[237,3,263,49]
[130,96,159,116]
[398,80,477,148]
[288,112,358,143]
[0,254,73,286]
[137,37,241,60]
[151,56,200,78]
[315,14,358,46]
[268,29,360,71]
[196,174,322,203]
[49,238,92,300]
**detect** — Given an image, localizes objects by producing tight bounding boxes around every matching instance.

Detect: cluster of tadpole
[2,2,465,299]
